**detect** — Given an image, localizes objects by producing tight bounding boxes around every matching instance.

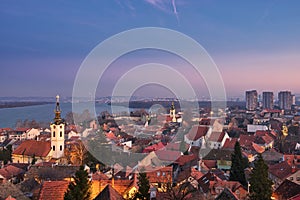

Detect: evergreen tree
[134,171,150,200]
[249,154,273,200]
[64,165,91,200]
[229,141,248,187]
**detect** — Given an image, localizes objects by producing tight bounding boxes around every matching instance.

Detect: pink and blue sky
[0,1,299,99]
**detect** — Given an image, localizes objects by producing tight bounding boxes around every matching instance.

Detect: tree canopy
[64,165,91,200]
[134,171,150,200]
[249,154,273,200]
[229,141,248,187]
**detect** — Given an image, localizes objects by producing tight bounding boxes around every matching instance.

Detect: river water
[0,102,131,128]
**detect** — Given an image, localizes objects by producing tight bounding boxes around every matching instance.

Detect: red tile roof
[92,171,109,180]
[185,126,209,141]
[202,160,217,169]
[269,161,293,180]
[94,184,124,200]
[252,143,265,154]
[208,131,226,142]
[262,109,281,113]
[284,155,300,167]
[255,130,269,137]
[199,118,212,125]
[38,180,69,200]
[191,167,204,180]
[143,142,165,153]
[15,128,29,132]
[222,138,238,149]
[239,134,255,148]
[175,154,197,166]
[0,165,25,180]
[155,150,182,162]
[289,194,300,200]
[106,132,117,140]
[12,140,51,157]
[145,166,173,183]
[165,142,189,151]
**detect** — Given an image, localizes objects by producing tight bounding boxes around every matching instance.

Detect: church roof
[12,140,51,157]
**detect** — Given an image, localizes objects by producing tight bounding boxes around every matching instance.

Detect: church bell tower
[50,95,65,159]
[170,102,176,122]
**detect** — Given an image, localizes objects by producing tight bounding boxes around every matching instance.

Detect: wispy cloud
[144,0,181,24]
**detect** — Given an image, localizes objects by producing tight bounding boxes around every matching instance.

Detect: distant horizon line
[0,94,300,101]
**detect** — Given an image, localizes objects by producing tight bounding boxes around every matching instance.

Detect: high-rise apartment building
[246,90,258,111]
[278,91,292,110]
[262,92,274,109]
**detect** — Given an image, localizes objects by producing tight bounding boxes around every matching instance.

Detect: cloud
[145,0,181,23]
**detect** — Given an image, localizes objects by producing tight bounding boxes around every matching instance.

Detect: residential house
[269,161,294,189]
[273,179,300,200]
[184,126,209,148]
[0,165,25,183]
[144,166,173,192]
[94,184,124,200]
[8,128,29,141]
[25,128,40,140]
[215,188,239,200]
[207,131,230,149]
[0,133,7,143]
[254,130,275,150]
[286,170,300,185]
[198,171,247,199]
[202,149,233,170]
[38,180,69,200]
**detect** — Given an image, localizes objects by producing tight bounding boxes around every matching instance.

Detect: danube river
[0,102,132,128]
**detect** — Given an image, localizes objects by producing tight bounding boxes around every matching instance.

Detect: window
[60,145,63,151]
[53,145,55,151]
[60,131,62,137]
[157,172,160,177]
[53,131,55,137]
[60,126,62,129]
[290,177,294,181]
[53,125,56,129]
[297,177,300,181]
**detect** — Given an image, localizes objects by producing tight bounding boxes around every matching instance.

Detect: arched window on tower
[60,131,62,137]
[53,131,55,137]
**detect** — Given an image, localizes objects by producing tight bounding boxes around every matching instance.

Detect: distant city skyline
[1,1,300,98]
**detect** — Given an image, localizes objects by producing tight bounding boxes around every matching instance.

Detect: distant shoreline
[107,101,246,109]
[0,102,53,109]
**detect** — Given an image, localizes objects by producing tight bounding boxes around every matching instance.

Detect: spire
[170,102,175,110]
[54,95,62,124]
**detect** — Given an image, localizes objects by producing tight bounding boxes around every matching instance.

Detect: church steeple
[170,102,176,122]
[51,95,65,159]
[54,95,62,124]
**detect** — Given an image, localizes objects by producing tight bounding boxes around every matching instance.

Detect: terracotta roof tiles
[12,140,51,157]
[186,126,209,141]
[38,180,69,200]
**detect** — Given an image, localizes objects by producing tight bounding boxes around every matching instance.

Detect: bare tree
[65,141,87,165]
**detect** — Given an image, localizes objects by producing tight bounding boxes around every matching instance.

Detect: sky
[0,0,300,99]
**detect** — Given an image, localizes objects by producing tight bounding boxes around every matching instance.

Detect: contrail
[171,0,180,25]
